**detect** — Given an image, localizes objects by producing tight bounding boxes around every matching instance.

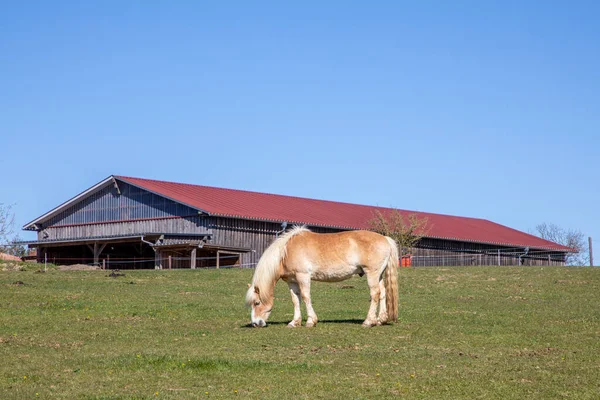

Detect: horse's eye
[254,301,260,306]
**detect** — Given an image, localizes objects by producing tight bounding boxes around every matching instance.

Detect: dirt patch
[0,262,25,271]
[458,351,480,359]
[0,252,21,261]
[514,347,559,357]
[107,270,125,277]
[58,264,100,271]
[555,280,589,285]
[507,296,528,301]
[12,281,25,286]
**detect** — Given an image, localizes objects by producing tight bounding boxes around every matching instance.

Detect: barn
[21,175,571,268]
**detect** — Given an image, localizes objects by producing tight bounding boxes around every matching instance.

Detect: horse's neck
[254,267,280,304]
[261,274,279,303]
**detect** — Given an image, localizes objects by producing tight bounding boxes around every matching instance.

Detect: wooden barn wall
[408,238,566,266]
[207,217,280,267]
[42,216,210,241]
[39,181,206,240]
[43,182,199,228]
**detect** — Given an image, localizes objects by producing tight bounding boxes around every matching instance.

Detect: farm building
[21,175,571,268]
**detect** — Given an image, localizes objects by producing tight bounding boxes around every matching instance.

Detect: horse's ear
[254,286,260,295]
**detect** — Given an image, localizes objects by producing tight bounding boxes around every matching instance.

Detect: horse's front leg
[287,282,302,328]
[297,275,318,327]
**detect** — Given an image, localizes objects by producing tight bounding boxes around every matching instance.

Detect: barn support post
[190,248,196,269]
[94,243,99,266]
[216,251,220,269]
[168,255,172,270]
[498,250,500,266]
[87,242,107,266]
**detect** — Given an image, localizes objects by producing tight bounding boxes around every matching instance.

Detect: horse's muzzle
[252,320,266,328]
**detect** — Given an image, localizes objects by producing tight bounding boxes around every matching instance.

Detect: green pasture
[1,263,599,399]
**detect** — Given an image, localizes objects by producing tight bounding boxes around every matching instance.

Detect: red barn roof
[116,176,571,252]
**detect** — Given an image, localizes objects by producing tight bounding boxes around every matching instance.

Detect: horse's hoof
[287,322,299,328]
[362,322,374,328]
[305,321,316,328]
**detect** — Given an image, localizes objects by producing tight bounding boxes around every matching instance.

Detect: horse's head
[246,284,272,327]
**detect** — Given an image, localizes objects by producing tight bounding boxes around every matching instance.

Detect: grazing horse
[245,226,399,328]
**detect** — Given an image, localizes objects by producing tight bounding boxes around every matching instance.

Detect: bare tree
[0,203,26,257]
[0,203,15,241]
[535,222,588,266]
[368,209,429,256]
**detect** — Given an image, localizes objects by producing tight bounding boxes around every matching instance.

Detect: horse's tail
[384,236,399,323]
[247,226,309,305]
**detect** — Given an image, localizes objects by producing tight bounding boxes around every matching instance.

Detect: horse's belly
[311,266,360,282]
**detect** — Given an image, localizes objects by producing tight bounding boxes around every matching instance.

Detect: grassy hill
[1,264,599,399]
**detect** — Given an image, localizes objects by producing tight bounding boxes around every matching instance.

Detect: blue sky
[1,1,599,252]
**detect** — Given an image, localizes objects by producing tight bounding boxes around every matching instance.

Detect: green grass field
[1,263,599,399]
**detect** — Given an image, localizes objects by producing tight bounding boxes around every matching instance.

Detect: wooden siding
[208,217,281,266]
[44,182,199,228]
[39,180,208,241]
[41,216,210,241]
[408,238,566,266]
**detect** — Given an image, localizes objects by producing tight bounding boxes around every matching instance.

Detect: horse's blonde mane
[246,225,310,305]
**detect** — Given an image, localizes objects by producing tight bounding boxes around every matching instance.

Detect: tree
[0,203,26,257]
[535,222,588,266]
[0,203,15,241]
[368,209,429,256]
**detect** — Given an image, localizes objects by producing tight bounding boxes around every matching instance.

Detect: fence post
[168,255,172,270]
[190,248,196,269]
[589,237,594,267]
[154,250,162,270]
[102,259,106,270]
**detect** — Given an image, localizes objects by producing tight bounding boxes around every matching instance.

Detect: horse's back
[296,230,390,254]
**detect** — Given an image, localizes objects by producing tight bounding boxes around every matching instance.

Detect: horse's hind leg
[377,279,388,324]
[363,272,382,327]
[297,275,318,327]
[287,282,302,328]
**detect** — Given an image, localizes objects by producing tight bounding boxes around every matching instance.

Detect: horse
[245,226,399,328]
